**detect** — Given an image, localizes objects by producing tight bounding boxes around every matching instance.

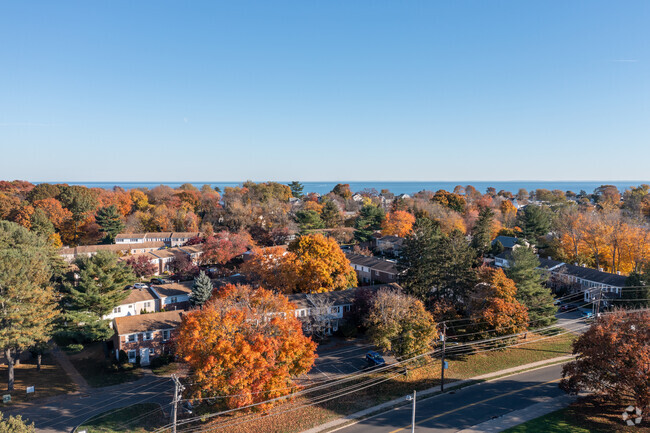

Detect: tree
[0,222,59,391]
[623,270,650,308]
[320,200,343,228]
[190,271,213,307]
[201,231,253,266]
[365,287,438,359]
[398,218,441,300]
[381,211,415,237]
[561,310,649,413]
[517,205,552,245]
[0,413,35,432]
[354,204,385,242]
[467,267,529,338]
[286,234,357,293]
[175,284,317,409]
[95,205,125,243]
[288,181,304,198]
[428,229,478,303]
[26,183,61,203]
[125,255,157,280]
[332,183,352,200]
[30,208,55,239]
[33,198,72,230]
[471,207,494,258]
[295,210,324,231]
[58,186,98,244]
[505,245,556,327]
[432,190,466,213]
[239,246,297,293]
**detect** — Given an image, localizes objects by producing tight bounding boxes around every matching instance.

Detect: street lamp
[405,390,416,433]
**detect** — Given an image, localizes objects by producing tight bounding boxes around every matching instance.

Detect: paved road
[335,363,566,433]
[6,375,173,433]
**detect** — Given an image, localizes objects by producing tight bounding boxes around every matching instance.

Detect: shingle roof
[151,281,193,297]
[287,284,402,309]
[345,253,398,274]
[558,263,627,287]
[114,310,183,335]
[59,242,165,255]
[170,232,201,239]
[492,236,519,249]
[120,287,157,305]
[115,233,146,240]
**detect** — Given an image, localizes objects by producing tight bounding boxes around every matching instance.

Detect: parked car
[133,283,148,289]
[365,351,385,367]
[560,304,578,312]
[150,278,165,285]
[581,310,594,319]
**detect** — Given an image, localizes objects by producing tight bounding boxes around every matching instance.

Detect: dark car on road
[365,351,386,367]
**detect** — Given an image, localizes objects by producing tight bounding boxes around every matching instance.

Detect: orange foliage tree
[201,231,254,266]
[561,310,650,413]
[381,211,415,237]
[174,284,317,409]
[33,198,73,230]
[467,267,529,337]
[239,246,297,293]
[285,234,357,293]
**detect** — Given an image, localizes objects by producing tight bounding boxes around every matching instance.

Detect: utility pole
[406,390,416,433]
[171,374,184,433]
[440,323,447,392]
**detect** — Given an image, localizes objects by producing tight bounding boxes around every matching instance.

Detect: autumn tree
[33,198,72,230]
[0,413,35,432]
[332,183,352,200]
[561,310,650,413]
[0,222,59,391]
[354,204,385,242]
[286,234,357,293]
[432,190,466,213]
[190,271,213,307]
[175,284,317,409]
[201,231,253,266]
[239,246,297,293]
[365,287,438,359]
[58,186,98,244]
[125,255,157,280]
[505,245,557,327]
[95,205,125,243]
[467,267,529,338]
[26,183,61,203]
[381,211,415,237]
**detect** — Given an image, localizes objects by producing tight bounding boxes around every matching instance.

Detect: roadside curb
[300,355,575,433]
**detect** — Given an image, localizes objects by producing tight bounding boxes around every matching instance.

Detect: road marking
[388,378,562,433]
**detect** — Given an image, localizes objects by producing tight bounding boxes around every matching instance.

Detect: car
[365,351,385,367]
[133,283,148,289]
[560,304,578,312]
[581,310,594,319]
[150,278,165,285]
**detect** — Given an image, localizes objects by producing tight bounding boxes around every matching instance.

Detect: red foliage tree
[201,231,253,265]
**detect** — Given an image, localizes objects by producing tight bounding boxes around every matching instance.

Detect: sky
[0,1,648,182]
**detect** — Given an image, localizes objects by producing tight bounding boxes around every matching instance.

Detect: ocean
[37,181,650,195]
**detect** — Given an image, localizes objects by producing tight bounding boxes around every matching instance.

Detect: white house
[103,287,160,321]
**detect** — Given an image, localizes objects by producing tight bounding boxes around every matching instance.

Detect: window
[162,330,171,341]
[113,307,121,313]
[149,348,155,356]
[144,301,151,309]
[299,309,307,317]
[128,350,136,362]
[344,305,351,312]
[144,331,152,341]
[331,306,341,314]
[170,297,178,303]
[128,334,137,342]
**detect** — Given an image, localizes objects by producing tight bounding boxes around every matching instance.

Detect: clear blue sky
[1,1,648,182]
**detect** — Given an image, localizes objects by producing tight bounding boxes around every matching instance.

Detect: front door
[140,348,150,366]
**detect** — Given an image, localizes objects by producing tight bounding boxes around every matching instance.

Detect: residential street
[334,363,566,433]
[5,374,173,433]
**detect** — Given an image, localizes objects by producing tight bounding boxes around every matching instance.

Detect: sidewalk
[456,394,577,433]
[50,346,91,394]
[301,355,574,433]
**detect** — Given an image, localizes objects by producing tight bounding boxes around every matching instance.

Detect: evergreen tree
[398,218,441,300]
[430,229,478,303]
[190,271,213,307]
[95,205,125,243]
[0,221,59,391]
[30,208,55,238]
[321,200,342,228]
[517,205,552,245]
[623,271,650,308]
[505,245,557,327]
[491,240,505,256]
[295,210,324,231]
[60,251,135,342]
[288,181,304,198]
[471,207,494,258]
[354,204,385,242]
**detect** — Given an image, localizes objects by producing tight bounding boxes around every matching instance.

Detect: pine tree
[398,217,441,300]
[95,205,125,243]
[288,181,304,198]
[30,208,55,238]
[354,204,385,242]
[471,207,494,258]
[190,271,213,307]
[505,245,557,327]
[321,200,342,228]
[0,221,59,391]
[517,205,552,246]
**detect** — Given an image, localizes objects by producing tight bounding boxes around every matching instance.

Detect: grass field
[503,396,650,433]
[0,353,76,405]
[77,403,166,433]
[185,332,577,433]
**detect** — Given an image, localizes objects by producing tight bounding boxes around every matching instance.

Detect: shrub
[64,344,84,354]
[339,321,358,339]
[118,350,129,365]
[150,353,172,370]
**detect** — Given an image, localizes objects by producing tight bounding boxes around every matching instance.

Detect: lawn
[503,396,650,433]
[77,403,166,433]
[183,332,577,433]
[67,343,143,388]
[0,353,76,405]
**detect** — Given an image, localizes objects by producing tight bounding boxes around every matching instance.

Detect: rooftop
[114,310,183,335]
[152,281,193,297]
